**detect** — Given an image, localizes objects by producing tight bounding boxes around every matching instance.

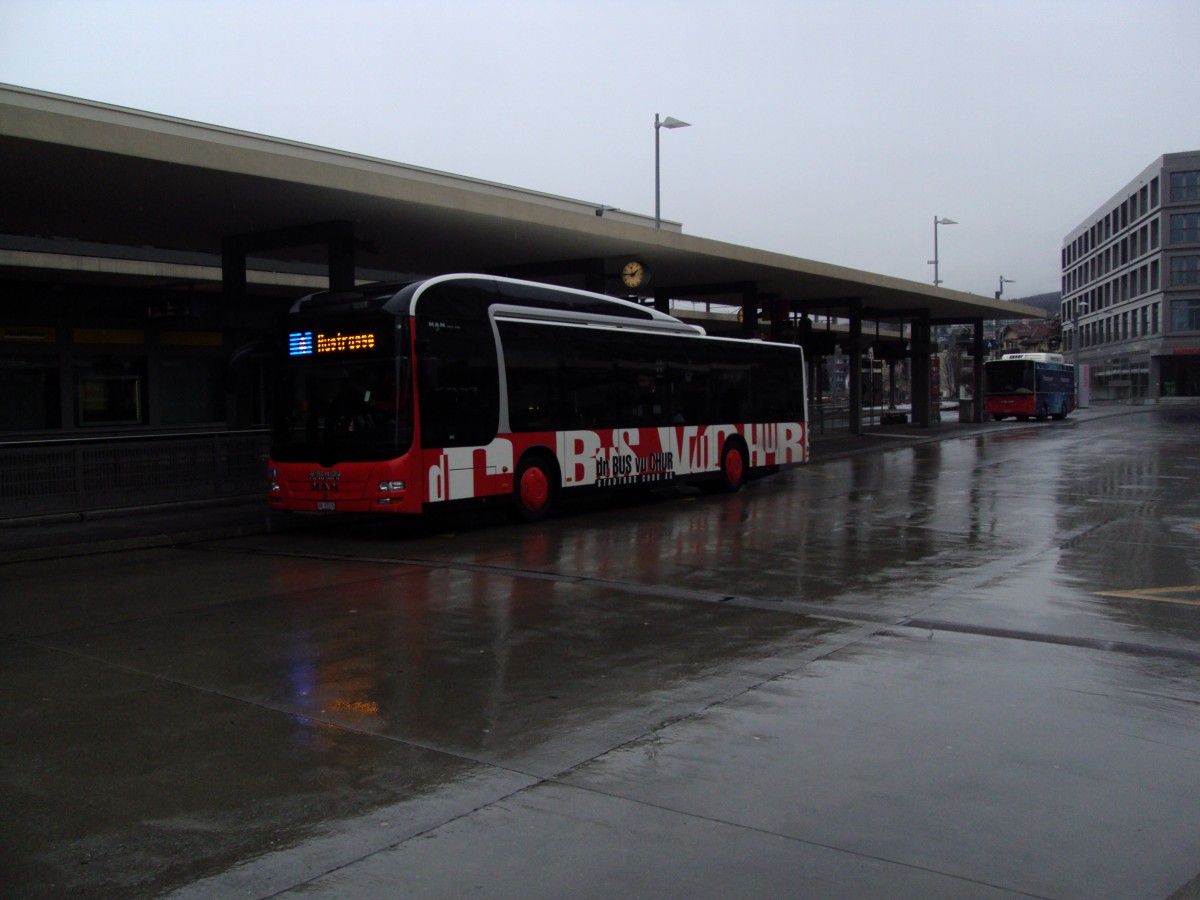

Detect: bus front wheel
[512,454,557,522]
[703,440,748,494]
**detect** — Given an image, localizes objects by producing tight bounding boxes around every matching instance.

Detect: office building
[1061,151,1200,401]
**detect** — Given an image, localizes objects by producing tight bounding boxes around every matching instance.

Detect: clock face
[621,261,645,288]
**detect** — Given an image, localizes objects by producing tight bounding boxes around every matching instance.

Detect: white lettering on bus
[424,424,805,503]
[778,422,805,463]
[427,439,514,502]
[615,428,640,461]
[707,425,738,469]
[746,423,776,467]
[558,430,602,486]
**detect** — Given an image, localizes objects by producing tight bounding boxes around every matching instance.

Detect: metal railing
[808,402,898,435]
[0,430,270,520]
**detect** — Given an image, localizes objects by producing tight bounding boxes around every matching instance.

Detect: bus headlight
[269,481,281,494]
[378,481,407,492]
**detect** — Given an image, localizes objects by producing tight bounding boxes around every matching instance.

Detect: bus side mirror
[225,339,274,393]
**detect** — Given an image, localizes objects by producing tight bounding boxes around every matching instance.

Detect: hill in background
[1011,292,1061,316]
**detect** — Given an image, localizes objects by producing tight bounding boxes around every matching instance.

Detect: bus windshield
[271,319,413,464]
[985,360,1035,394]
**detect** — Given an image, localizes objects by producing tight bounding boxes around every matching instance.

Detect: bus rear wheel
[512,454,557,522]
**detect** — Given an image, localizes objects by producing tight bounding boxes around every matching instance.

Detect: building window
[1151,176,1159,207]
[0,356,61,431]
[1171,299,1200,332]
[1170,171,1200,202]
[1171,213,1200,243]
[1152,218,1160,249]
[1151,260,1160,290]
[74,357,147,427]
[1170,256,1200,286]
[1141,306,1149,335]
[1153,303,1160,334]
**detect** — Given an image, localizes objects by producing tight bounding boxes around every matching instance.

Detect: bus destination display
[288,330,377,357]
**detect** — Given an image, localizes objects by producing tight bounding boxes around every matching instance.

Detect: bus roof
[415,274,702,334]
[291,274,707,337]
[999,353,1066,363]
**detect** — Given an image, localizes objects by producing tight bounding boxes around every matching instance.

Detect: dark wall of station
[0,280,294,437]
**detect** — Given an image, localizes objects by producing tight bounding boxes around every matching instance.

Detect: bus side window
[716,368,750,422]
[417,316,498,448]
[500,323,559,432]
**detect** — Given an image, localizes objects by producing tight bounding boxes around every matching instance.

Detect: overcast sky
[2,0,1197,298]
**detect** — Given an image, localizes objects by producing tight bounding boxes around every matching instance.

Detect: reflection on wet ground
[3,407,1199,898]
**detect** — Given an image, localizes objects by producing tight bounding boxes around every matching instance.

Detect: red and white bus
[267,274,808,521]
[984,353,1075,422]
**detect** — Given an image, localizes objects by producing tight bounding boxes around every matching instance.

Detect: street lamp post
[1073,300,1084,408]
[991,276,1015,358]
[927,216,958,410]
[929,215,957,286]
[655,114,690,229]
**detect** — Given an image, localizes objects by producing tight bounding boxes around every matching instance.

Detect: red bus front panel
[268,453,424,514]
[985,395,1036,418]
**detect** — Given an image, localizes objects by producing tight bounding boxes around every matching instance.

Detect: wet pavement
[2,404,1199,898]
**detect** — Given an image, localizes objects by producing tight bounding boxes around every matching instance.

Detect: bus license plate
[317,501,335,512]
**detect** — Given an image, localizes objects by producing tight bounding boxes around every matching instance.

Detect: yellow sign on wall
[0,325,56,343]
[74,328,145,345]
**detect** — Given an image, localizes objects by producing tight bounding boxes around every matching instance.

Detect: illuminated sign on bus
[288,331,377,356]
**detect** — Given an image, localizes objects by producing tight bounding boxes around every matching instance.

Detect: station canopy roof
[0,84,1044,324]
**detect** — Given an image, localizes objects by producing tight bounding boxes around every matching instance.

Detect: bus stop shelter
[1,84,1044,458]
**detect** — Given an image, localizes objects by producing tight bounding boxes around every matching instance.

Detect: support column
[653,287,671,315]
[847,301,863,435]
[972,320,985,424]
[768,296,788,342]
[741,286,758,337]
[911,314,932,427]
